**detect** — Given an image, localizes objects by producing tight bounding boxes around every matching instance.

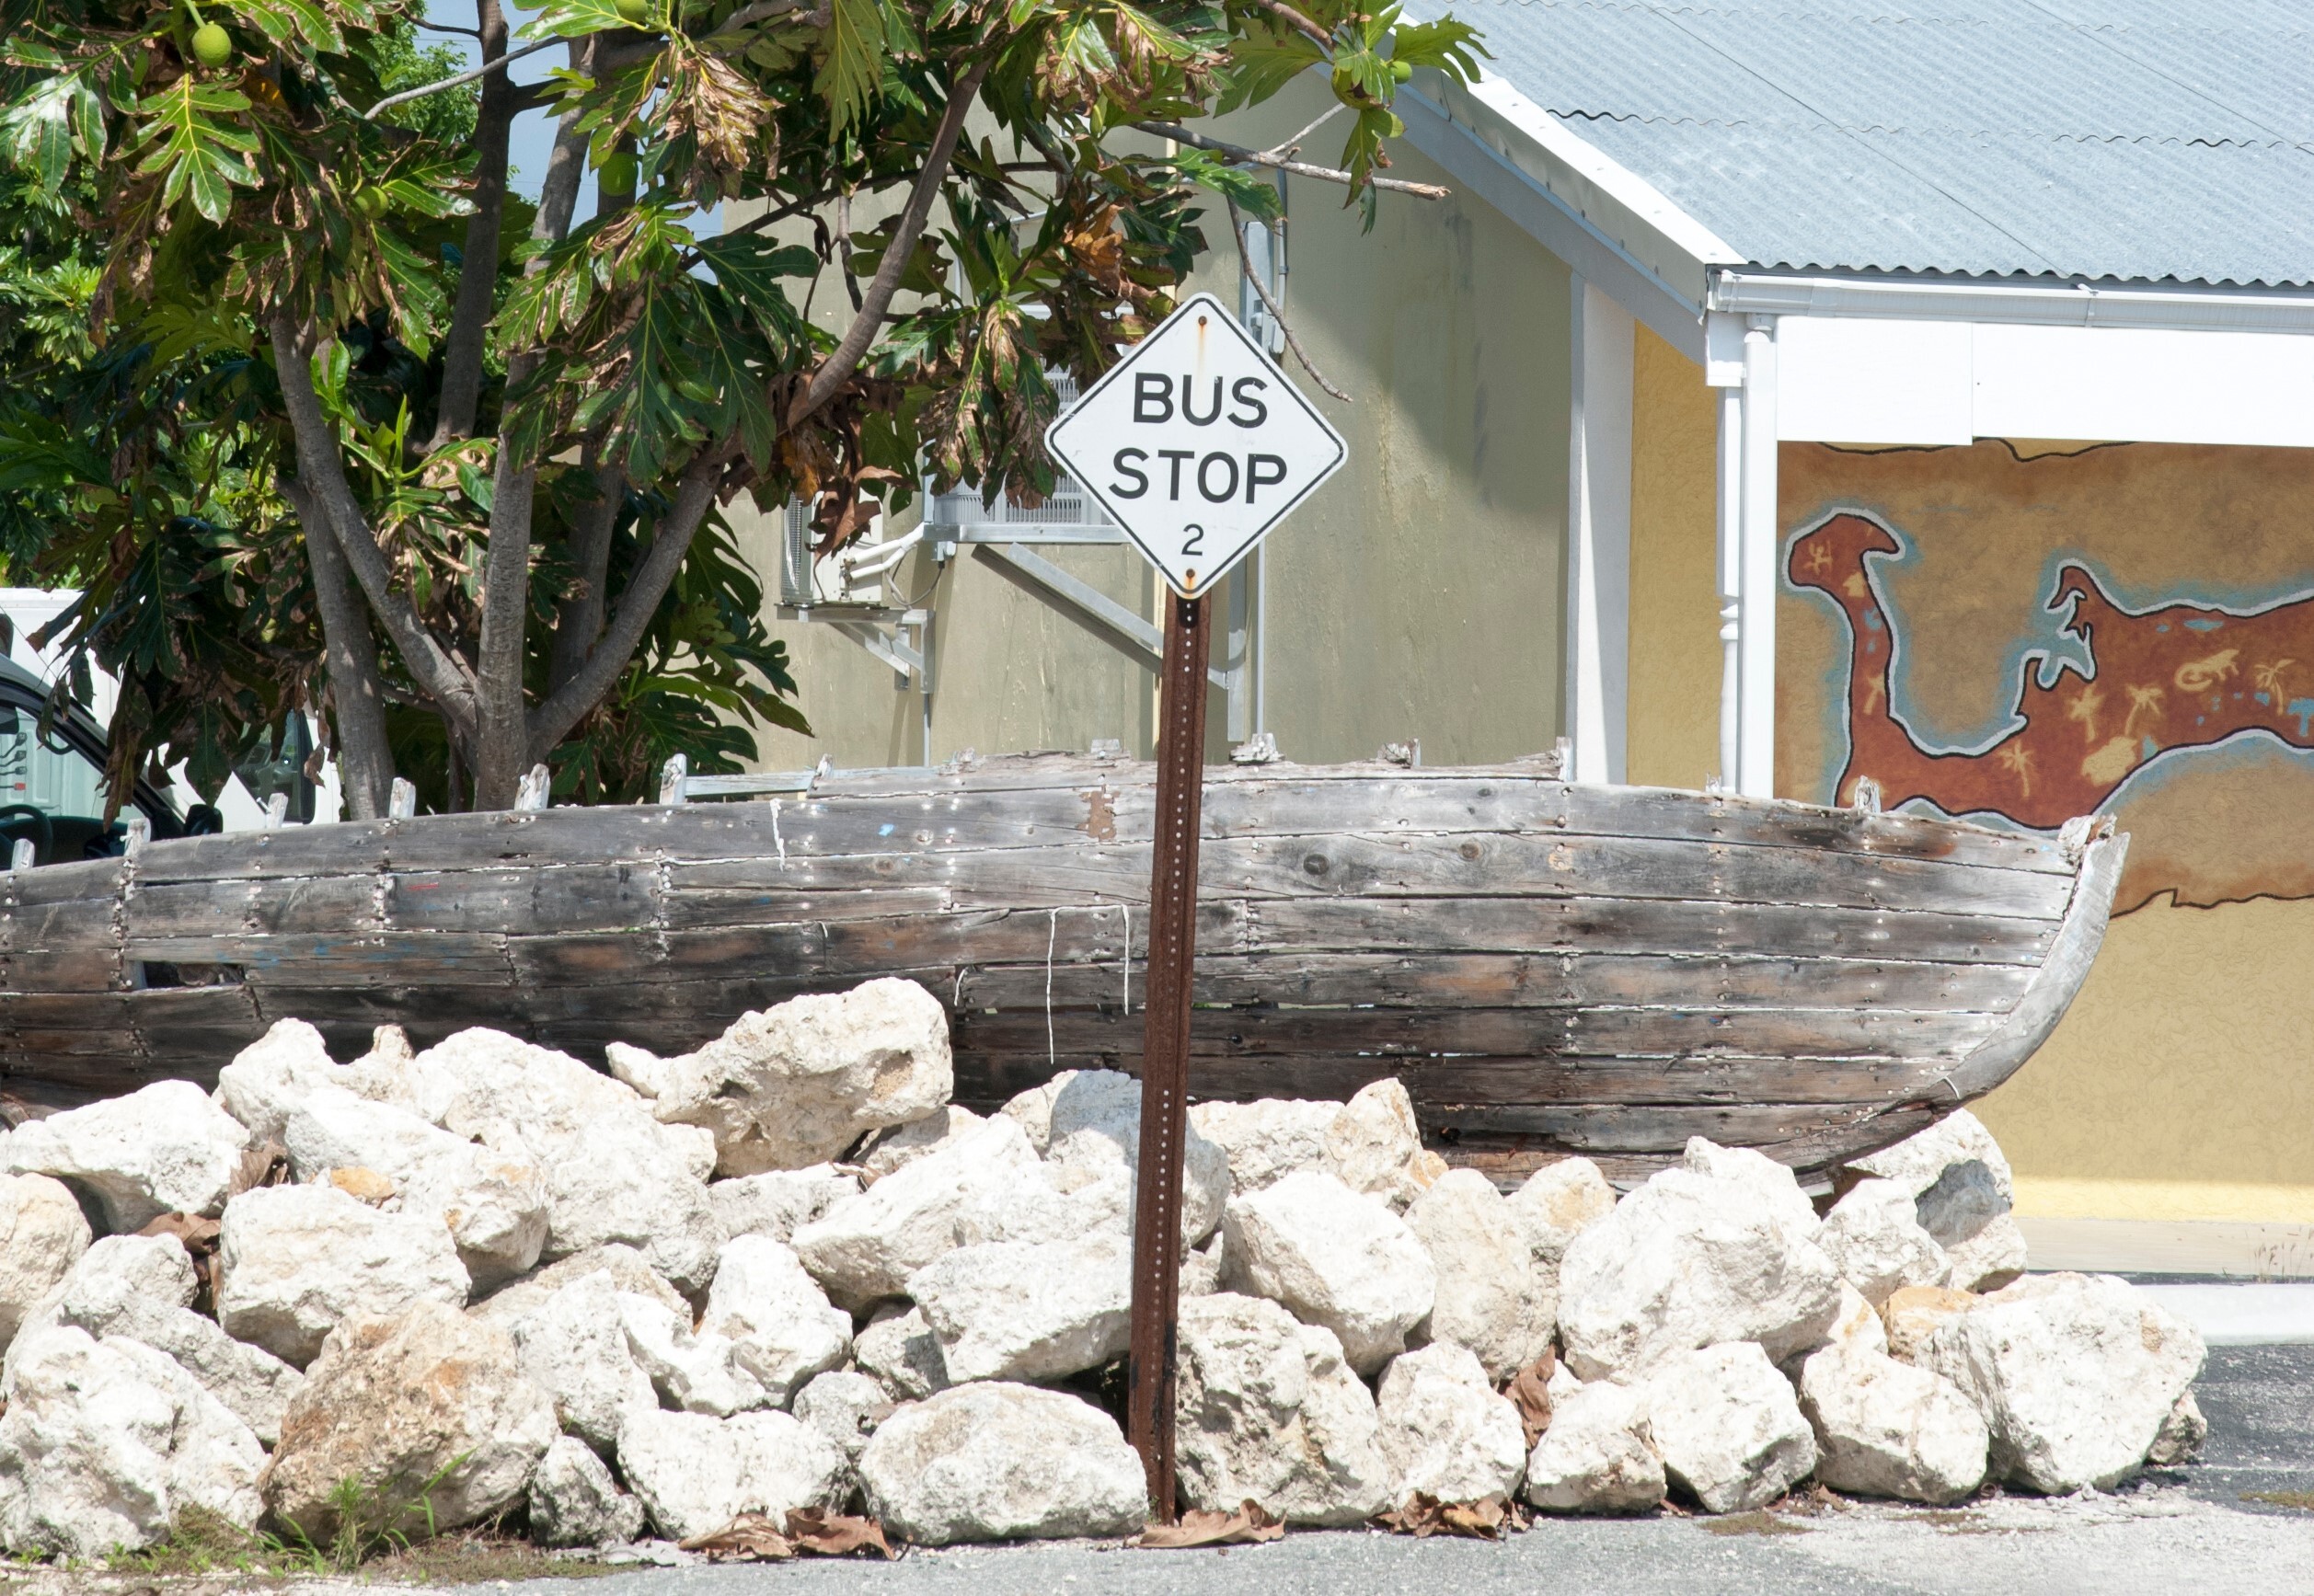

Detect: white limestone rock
[1941,1213,2031,1293]
[1180,1231,1226,1297]
[852,1305,950,1402]
[1222,1169,1435,1376]
[789,1114,1075,1312]
[1557,1139,1842,1381]
[1523,1379,1664,1515]
[793,1370,895,1463]
[618,1407,846,1542]
[1641,1342,1818,1514]
[216,1183,471,1368]
[212,1018,340,1142]
[404,1028,722,1294]
[1032,1070,1230,1248]
[860,1105,984,1179]
[504,1271,658,1458]
[283,1084,468,1187]
[260,1300,556,1542]
[1912,1157,2010,1248]
[650,979,953,1177]
[4,1081,250,1232]
[1506,1157,1618,1274]
[1186,1097,1339,1195]
[1882,1284,1977,1364]
[0,1326,264,1558]
[1800,1339,1989,1505]
[859,1384,1145,1546]
[1851,1109,2014,1204]
[1918,1271,2205,1493]
[0,1173,89,1350]
[1374,1341,1527,1507]
[1323,1078,1448,1212]
[699,1235,852,1405]
[529,1433,647,1548]
[2148,1390,2208,1466]
[1819,1178,1951,1306]
[604,1041,672,1101]
[709,1165,861,1245]
[21,1235,303,1447]
[1174,1292,1394,1526]
[908,1231,1132,1384]
[616,1291,769,1417]
[1406,1170,1555,1381]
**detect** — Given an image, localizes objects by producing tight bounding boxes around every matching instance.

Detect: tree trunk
[280,477,395,819]
[429,0,514,447]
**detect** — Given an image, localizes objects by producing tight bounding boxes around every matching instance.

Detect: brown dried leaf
[679,1513,793,1561]
[783,1507,892,1558]
[1376,1492,1525,1540]
[1134,1500,1284,1549]
[1504,1348,1556,1450]
[135,1211,223,1257]
[228,1141,291,1197]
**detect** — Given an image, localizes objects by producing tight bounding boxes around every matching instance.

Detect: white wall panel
[1775,316,1974,445]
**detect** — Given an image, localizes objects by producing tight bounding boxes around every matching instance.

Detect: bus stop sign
[1046,293,1346,597]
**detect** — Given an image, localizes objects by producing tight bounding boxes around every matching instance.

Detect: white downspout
[1735,314,1779,799]
[1715,384,1744,789]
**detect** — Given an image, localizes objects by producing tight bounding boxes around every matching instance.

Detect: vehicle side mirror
[183,804,225,837]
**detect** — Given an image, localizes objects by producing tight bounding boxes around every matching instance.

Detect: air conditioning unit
[921,373,1122,549]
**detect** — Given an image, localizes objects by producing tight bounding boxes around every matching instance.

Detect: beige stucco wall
[1625,326,1720,788]
[735,75,1571,770]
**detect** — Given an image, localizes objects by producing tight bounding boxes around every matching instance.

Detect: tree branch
[528,40,597,250]
[269,316,482,740]
[1133,121,1450,199]
[525,452,731,759]
[429,0,516,448]
[363,36,557,120]
[1226,195,1348,402]
[1249,0,1332,49]
[279,474,395,818]
[793,56,992,425]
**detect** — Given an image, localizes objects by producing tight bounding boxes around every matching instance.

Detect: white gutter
[1713,270,2314,336]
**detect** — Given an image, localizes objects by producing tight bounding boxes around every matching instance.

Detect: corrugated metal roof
[1408,0,2314,286]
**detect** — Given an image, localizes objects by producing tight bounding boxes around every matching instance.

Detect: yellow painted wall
[1624,327,1721,788]
[733,75,1572,770]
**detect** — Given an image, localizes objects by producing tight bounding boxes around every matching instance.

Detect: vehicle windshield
[0,705,121,864]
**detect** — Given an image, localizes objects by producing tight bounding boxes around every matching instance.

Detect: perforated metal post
[1127,591,1210,1522]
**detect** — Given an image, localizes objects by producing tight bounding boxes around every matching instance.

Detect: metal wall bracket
[971,543,1239,698]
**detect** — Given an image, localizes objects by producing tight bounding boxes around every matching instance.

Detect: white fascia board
[1403,68,1741,361]
[1713,270,2314,337]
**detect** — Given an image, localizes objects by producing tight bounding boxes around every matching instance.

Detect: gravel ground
[6,1347,2307,1596]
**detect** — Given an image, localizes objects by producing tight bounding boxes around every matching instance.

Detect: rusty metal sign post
[1044,293,1346,1520]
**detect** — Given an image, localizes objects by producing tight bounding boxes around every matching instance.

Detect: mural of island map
[1778,440,2314,915]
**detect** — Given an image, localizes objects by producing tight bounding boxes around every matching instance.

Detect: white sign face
[1045,293,1347,597]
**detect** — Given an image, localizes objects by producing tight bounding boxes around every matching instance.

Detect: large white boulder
[0,1172,89,1350]
[1850,1110,2025,1292]
[503,1270,658,1457]
[1641,1342,1818,1513]
[618,1407,846,1541]
[1941,1213,2031,1293]
[1800,1338,1988,1504]
[909,1231,1131,1384]
[616,1291,769,1418]
[1375,1342,1527,1507]
[1818,1178,1950,1306]
[528,1433,647,1548]
[1323,1078,1448,1211]
[860,1105,984,1179]
[212,1018,340,1142]
[859,1384,1145,1546]
[20,1235,303,1447]
[1173,1292,1394,1526]
[1222,1169,1435,1375]
[1185,1097,1339,1195]
[401,1029,722,1294]
[1849,1108,2013,1203]
[1918,1271,2205,1493]
[260,1300,557,1543]
[216,1184,470,1368]
[1023,1070,1230,1248]
[709,1165,861,1246]
[650,979,952,1177]
[1557,1139,1842,1381]
[793,1371,895,1463]
[0,1326,264,1558]
[4,1081,249,1232]
[852,1305,950,1402]
[1523,1379,1664,1514]
[789,1114,1075,1312]
[1506,1158,1617,1270]
[1405,1170,1555,1381]
[699,1235,852,1405]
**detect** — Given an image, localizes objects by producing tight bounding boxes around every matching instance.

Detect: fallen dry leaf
[680,1513,793,1561]
[1376,1492,1526,1540]
[784,1507,893,1558]
[679,1509,892,1562]
[1504,1348,1557,1450]
[228,1141,291,1197]
[136,1211,224,1257]
[1134,1500,1285,1549]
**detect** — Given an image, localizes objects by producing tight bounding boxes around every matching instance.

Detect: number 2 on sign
[1180,524,1204,556]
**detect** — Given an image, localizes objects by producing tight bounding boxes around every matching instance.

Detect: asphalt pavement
[388,1345,2314,1596]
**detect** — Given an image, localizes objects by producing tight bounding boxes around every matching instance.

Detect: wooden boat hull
[0,754,2125,1184]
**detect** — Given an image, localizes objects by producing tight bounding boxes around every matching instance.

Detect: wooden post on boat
[1126,591,1210,1518]
[1043,291,1348,1521]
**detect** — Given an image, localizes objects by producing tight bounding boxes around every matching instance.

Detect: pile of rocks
[0,977,2207,1560]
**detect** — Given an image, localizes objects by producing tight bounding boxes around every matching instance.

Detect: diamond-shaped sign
[1046,293,1347,598]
